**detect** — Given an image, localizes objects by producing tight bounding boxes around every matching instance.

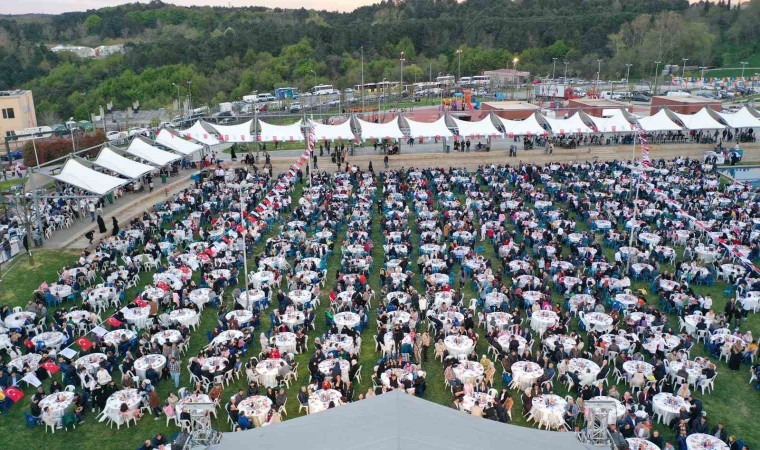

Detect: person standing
[384,154,389,169]
[111,217,119,237]
[168,356,181,388]
[421,330,431,361]
[88,202,96,222]
[97,215,107,233]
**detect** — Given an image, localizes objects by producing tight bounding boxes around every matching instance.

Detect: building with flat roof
[482,69,531,87]
[566,98,632,117]
[0,90,37,141]
[651,94,721,115]
[479,101,539,120]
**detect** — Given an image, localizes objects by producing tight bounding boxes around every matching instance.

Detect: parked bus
[275,87,299,99]
[436,75,456,86]
[312,84,338,95]
[471,75,491,86]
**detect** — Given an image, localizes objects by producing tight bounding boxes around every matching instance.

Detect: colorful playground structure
[442,89,481,111]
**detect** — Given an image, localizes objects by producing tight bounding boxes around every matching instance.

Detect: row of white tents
[51,129,205,195]
[177,106,760,143]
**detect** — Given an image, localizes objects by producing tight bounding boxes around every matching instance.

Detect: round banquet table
[530,310,558,335]
[685,434,729,450]
[188,288,213,307]
[628,438,661,450]
[514,275,540,289]
[623,360,654,379]
[511,361,543,390]
[308,389,343,414]
[74,353,107,373]
[599,334,631,353]
[652,393,690,425]
[288,289,312,306]
[333,312,360,332]
[238,395,272,427]
[168,308,199,327]
[39,392,76,420]
[508,260,532,273]
[589,396,626,425]
[273,332,297,354]
[133,354,167,379]
[567,358,600,379]
[151,329,182,345]
[103,389,142,425]
[522,291,543,305]
[568,294,594,312]
[49,284,73,298]
[667,360,705,386]
[64,310,91,324]
[249,270,275,289]
[174,393,212,416]
[4,311,35,329]
[461,392,495,414]
[529,394,567,429]
[433,291,454,309]
[615,293,639,309]
[444,335,475,358]
[226,309,253,325]
[486,312,513,331]
[484,291,507,309]
[683,315,713,335]
[388,310,411,325]
[201,356,228,375]
[323,334,356,354]
[427,273,450,287]
[255,358,285,388]
[8,353,42,372]
[102,329,136,347]
[121,305,151,329]
[658,279,680,292]
[643,334,681,355]
[318,358,350,380]
[31,331,66,350]
[581,312,614,333]
[210,330,244,347]
[543,334,576,353]
[385,291,410,306]
[496,333,527,354]
[452,361,484,384]
[281,310,305,331]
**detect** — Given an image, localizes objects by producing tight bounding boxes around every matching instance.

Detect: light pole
[681,58,689,84]
[360,46,365,114]
[512,57,519,99]
[238,184,250,300]
[596,59,602,95]
[172,83,182,116]
[186,80,192,112]
[741,61,748,79]
[625,64,632,92]
[699,66,707,86]
[653,61,661,96]
[399,51,405,109]
[552,58,557,80]
[563,61,569,82]
[456,49,462,82]
[310,69,318,115]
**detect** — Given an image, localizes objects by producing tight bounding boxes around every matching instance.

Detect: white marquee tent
[155,129,204,156]
[716,106,760,129]
[52,160,127,195]
[207,119,255,142]
[448,115,502,138]
[403,116,453,139]
[258,119,304,142]
[637,109,684,132]
[179,120,222,146]
[494,113,548,136]
[126,138,181,167]
[543,112,595,134]
[582,110,635,133]
[672,108,726,130]
[355,117,405,140]
[92,147,155,179]
[310,119,356,141]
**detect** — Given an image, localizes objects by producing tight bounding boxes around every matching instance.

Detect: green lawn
[0,167,758,450]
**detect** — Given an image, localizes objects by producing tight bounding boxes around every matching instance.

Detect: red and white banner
[633,123,653,167]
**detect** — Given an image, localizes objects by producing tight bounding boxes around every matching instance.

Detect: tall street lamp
[653,61,662,96]
[186,80,193,112]
[456,49,463,82]
[172,82,182,116]
[625,64,632,92]
[360,46,365,114]
[741,61,748,79]
[512,57,519,99]
[596,59,602,94]
[563,61,569,82]
[552,57,557,80]
[681,58,689,84]
[399,51,405,108]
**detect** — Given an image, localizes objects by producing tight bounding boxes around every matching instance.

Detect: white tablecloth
[8,353,41,372]
[226,309,253,325]
[151,329,182,345]
[40,392,75,420]
[461,392,495,414]
[273,332,297,354]
[281,310,305,331]
[530,310,558,335]
[652,393,689,425]
[581,312,613,333]
[4,311,35,329]
[103,389,142,425]
[511,361,543,390]
[74,353,107,373]
[318,358,350,380]
[308,389,343,413]
[121,306,151,329]
[102,329,136,347]
[238,395,272,426]
[444,335,474,358]
[333,312,360,332]
[168,308,199,327]
[133,354,166,379]
[255,358,285,387]
[210,330,244,347]
[530,394,567,429]
[452,361,484,384]
[32,331,66,349]
[686,434,729,450]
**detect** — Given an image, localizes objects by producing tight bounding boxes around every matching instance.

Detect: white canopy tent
[355,117,405,140]
[310,119,356,141]
[672,108,726,130]
[52,160,127,195]
[126,138,181,167]
[92,147,155,179]
[258,119,304,142]
[155,129,204,156]
[179,120,222,146]
[716,106,760,129]
[448,115,502,139]
[582,110,635,133]
[495,113,548,136]
[543,112,595,134]
[207,119,255,143]
[403,116,453,139]
[637,109,684,132]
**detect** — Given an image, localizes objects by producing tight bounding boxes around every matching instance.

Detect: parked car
[289,102,302,113]
[106,131,123,141]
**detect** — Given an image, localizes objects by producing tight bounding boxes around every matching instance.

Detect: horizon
[0,0,735,16]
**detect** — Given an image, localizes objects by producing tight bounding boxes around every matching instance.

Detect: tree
[83,14,103,35]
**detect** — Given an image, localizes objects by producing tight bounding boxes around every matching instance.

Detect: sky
[1,0,382,15]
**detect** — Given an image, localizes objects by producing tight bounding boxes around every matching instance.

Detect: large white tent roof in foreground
[52,159,128,195]
[403,116,453,139]
[672,108,726,130]
[543,112,595,134]
[637,109,684,132]
[207,119,255,143]
[310,119,355,141]
[583,110,635,133]
[356,117,405,140]
[716,106,760,129]
[155,129,204,156]
[212,390,591,450]
[126,138,181,166]
[449,115,502,138]
[92,147,155,179]
[258,119,304,142]
[494,113,548,136]
[179,120,221,146]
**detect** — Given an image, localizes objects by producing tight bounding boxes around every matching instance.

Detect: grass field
[0,168,758,450]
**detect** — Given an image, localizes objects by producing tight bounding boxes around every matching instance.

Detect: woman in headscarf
[111,217,119,237]
[97,215,107,233]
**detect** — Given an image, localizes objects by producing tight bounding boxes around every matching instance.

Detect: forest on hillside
[0,0,758,122]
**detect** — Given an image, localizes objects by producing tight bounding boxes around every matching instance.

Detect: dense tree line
[0,0,755,122]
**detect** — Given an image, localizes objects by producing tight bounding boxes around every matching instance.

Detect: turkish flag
[76,336,93,351]
[106,317,122,328]
[135,299,148,307]
[41,361,60,374]
[4,387,23,402]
